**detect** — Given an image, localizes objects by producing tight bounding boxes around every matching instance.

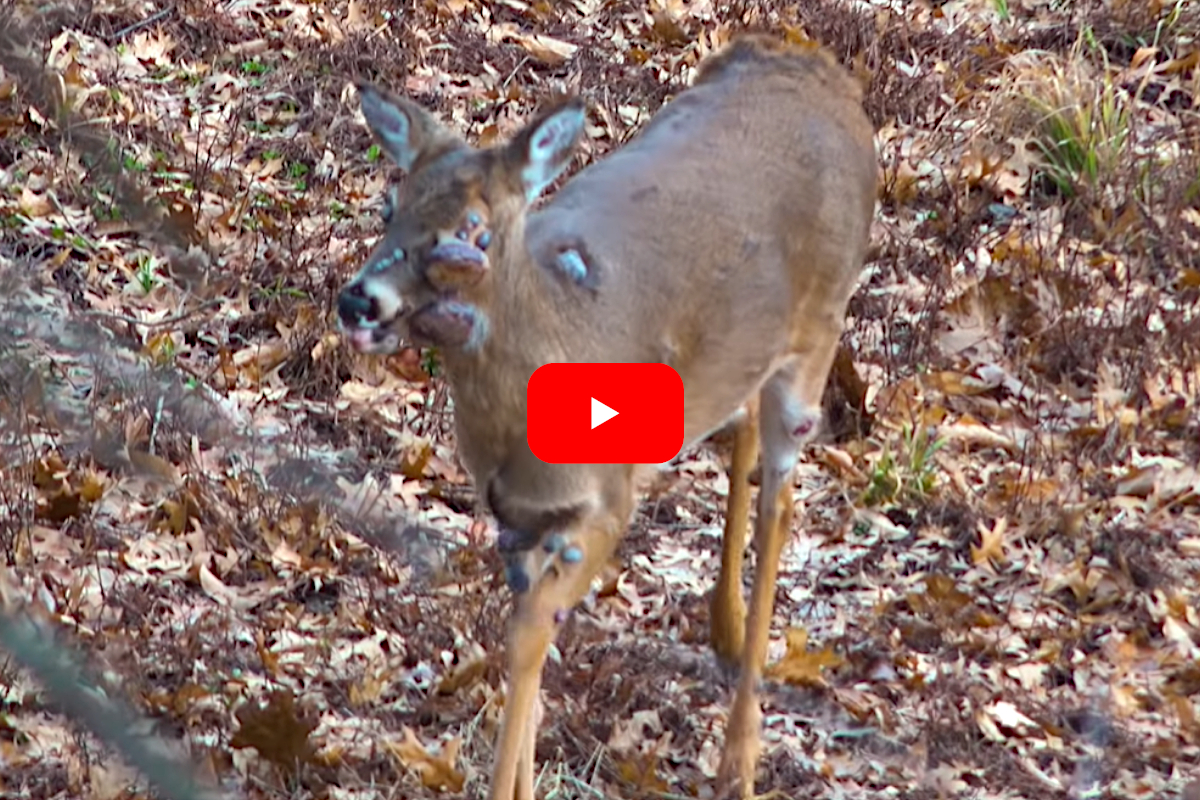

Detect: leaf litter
[0,0,1198,798]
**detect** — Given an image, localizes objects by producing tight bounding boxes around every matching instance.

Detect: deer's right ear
[357,83,445,172]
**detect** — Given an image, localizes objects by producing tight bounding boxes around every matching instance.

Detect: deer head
[337,85,587,354]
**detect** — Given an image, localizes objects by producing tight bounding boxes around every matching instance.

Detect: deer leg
[716,350,834,799]
[514,696,540,799]
[489,498,632,800]
[710,404,759,664]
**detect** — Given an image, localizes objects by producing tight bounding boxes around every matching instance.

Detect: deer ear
[511,99,586,202]
[357,83,453,172]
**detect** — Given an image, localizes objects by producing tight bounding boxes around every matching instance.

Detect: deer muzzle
[337,281,406,354]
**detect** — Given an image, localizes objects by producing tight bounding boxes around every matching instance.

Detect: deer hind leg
[489,494,633,800]
[716,345,838,799]
[710,403,759,664]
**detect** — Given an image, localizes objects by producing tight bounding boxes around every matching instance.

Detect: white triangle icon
[591,397,618,429]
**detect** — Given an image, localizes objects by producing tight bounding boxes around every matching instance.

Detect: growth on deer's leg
[716,359,829,800]
[710,405,759,665]
[488,508,629,800]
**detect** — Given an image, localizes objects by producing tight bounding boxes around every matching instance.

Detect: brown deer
[337,34,877,800]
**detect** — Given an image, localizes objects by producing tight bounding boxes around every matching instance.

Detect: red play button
[527,363,685,464]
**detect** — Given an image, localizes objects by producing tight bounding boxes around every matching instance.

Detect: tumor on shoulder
[533,236,603,291]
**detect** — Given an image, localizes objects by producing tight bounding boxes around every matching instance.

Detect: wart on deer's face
[337,84,587,355]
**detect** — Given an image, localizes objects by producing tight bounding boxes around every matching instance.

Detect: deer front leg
[489,504,631,800]
[710,405,759,664]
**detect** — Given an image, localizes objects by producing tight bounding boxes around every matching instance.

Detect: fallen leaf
[387,727,465,792]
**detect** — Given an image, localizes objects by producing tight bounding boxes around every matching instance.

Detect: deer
[336,33,877,800]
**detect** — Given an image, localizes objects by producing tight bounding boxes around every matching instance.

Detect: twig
[552,772,611,799]
[149,393,164,455]
[111,7,174,42]
[84,298,224,329]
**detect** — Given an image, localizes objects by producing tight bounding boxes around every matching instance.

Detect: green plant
[1116,0,1189,50]
[94,203,122,221]
[862,424,947,507]
[135,256,157,294]
[1015,50,1132,199]
[240,59,269,75]
[288,162,309,191]
[256,277,308,300]
[993,0,1010,23]
[421,348,440,378]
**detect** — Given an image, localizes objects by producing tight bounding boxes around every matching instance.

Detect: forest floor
[1,0,1199,798]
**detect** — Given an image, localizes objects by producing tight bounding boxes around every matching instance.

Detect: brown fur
[340,33,878,800]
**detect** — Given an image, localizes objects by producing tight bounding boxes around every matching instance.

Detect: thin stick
[84,298,224,329]
[111,7,174,42]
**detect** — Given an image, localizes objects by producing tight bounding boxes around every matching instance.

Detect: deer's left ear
[508,99,587,202]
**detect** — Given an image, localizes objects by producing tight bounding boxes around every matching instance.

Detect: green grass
[863,424,947,507]
[135,256,157,294]
[1016,49,1132,199]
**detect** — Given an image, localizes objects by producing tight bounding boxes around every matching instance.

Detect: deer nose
[338,283,379,326]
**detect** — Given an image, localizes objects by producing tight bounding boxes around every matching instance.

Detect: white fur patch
[763,392,820,479]
[463,307,491,353]
[364,278,404,320]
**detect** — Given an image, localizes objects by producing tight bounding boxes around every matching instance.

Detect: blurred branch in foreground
[0,602,227,800]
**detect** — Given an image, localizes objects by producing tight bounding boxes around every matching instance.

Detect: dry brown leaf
[387,727,466,793]
[436,642,488,696]
[765,628,843,687]
[487,24,577,65]
[971,517,1008,568]
[231,691,318,768]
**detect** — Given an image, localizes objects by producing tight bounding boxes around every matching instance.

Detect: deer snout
[337,279,407,354]
[337,282,379,328]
